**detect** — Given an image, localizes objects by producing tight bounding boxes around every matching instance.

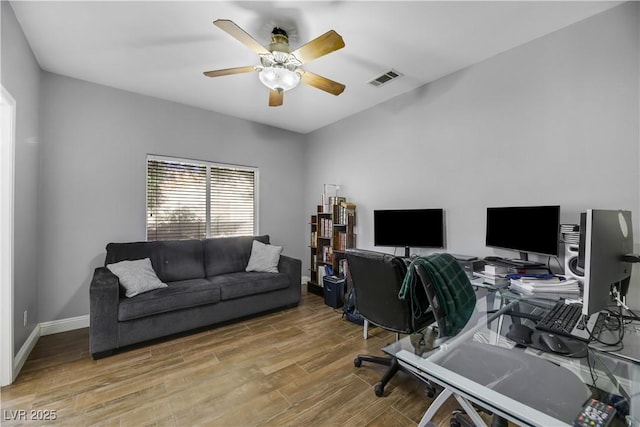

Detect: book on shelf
[328,196,346,206]
[334,204,355,225]
[317,267,326,287]
[322,246,333,263]
[319,218,333,237]
[338,258,348,277]
[336,231,347,251]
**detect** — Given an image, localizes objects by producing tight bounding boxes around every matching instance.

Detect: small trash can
[323,276,345,308]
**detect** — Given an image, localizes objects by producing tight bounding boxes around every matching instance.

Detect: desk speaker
[564,244,584,282]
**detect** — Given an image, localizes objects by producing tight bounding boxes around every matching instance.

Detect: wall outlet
[23,310,27,327]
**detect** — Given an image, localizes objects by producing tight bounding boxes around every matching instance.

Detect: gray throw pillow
[106,258,167,297]
[245,240,283,273]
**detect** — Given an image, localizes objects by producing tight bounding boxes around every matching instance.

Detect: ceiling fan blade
[213,19,270,55]
[291,30,345,64]
[203,66,256,78]
[269,90,284,107]
[301,71,345,96]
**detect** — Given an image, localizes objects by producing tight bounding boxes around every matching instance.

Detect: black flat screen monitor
[374,209,444,257]
[580,209,634,316]
[485,205,560,260]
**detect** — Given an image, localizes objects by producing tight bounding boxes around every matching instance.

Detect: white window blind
[147,157,257,241]
[210,167,255,236]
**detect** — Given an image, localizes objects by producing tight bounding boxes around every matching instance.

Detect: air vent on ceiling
[368,69,404,87]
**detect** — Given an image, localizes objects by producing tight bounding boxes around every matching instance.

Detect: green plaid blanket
[399,253,476,337]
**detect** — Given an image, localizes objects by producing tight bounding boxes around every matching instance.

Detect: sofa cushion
[105,241,153,264]
[152,240,206,282]
[203,235,270,277]
[106,240,205,283]
[246,240,283,273]
[118,278,220,321]
[211,271,290,301]
[106,258,167,298]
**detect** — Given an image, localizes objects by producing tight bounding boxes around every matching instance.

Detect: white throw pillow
[106,258,167,297]
[246,240,283,273]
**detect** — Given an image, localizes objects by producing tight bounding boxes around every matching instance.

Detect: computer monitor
[579,209,634,316]
[374,208,445,257]
[485,205,560,261]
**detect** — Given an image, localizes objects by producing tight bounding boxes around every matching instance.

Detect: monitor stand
[514,252,545,267]
[404,247,411,258]
[499,259,545,268]
[496,253,545,268]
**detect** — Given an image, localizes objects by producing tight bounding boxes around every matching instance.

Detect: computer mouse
[506,323,534,345]
[539,333,571,354]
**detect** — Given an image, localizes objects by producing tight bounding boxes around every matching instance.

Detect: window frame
[146,154,259,241]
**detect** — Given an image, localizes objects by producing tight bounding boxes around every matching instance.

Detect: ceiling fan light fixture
[258,65,301,92]
[206,20,346,106]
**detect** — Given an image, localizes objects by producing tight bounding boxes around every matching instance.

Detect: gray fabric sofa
[89,235,301,358]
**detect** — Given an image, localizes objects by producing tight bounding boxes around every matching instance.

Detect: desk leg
[417,388,488,427]
[364,319,369,339]
[453,394,488,427]
[418,388,452,427]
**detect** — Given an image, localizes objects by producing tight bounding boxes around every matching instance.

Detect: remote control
[573,398,616,427]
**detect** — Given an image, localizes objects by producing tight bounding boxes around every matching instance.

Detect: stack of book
[336,201,356,225]
[319,217,333,238]
[321,245,333,263]
[561,223,580,245]
[508,275,581,299]
[474,264,510,287]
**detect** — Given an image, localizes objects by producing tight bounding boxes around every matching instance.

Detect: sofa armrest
[279,254,301,292]
[89,267,120,358]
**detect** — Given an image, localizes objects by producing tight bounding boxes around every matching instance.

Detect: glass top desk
[384,288,640,427]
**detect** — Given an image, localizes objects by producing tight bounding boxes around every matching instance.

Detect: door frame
[1,85,16,386]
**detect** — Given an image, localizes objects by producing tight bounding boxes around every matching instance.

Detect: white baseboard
[13,325,40,381]
[40,314,89,336]
[12,314,89,382]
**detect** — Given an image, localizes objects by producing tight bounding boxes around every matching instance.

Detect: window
[147,156,257,241]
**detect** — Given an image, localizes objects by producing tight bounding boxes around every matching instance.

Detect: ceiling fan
[203,19,346,107]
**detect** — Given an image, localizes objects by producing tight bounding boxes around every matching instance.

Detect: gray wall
[305,3,640,300]
[1,1,41,354]
[38,73,306,322]
[5,1,640,336]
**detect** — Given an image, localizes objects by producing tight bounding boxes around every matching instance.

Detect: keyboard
[536,301,605,342]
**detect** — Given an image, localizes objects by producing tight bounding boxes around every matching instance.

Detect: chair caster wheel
[450,420,461,427]
[354,357,362,368]
[374,383,384,397]
[426,388,436,398]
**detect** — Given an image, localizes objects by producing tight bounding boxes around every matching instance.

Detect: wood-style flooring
[1,290,488,426]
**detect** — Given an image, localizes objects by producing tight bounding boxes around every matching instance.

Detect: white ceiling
[10,1,621,134]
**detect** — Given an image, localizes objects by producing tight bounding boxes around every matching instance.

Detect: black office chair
[345,249,437,397]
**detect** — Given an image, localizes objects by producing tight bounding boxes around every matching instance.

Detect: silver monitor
[582,209,634,316]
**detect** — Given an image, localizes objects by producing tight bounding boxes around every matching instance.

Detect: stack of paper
[509,276,581,299]
[561,224,580,245]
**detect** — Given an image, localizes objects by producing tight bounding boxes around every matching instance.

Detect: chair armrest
[278,254,301,291]
[89,267,120,357]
